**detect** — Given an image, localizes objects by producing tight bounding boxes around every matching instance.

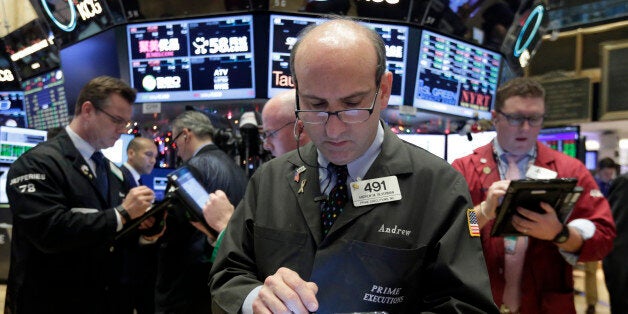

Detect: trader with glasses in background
[209,18,497,314]
[5,76,155,313]
[261,88,310,157]
[452,77,615,314]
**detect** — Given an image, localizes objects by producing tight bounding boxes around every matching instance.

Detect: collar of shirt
[492,139,536,180]
[123,162,141,184]
[192,141,214,157]
[317,122,384,195]
[66,125,99,173]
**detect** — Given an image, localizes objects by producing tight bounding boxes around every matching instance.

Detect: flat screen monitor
[396,133,446,159]
[446,131,496,163]
[584,150,597,171]
[2,19,61,80]
[267,14,321,97]
[267,14,410,106]
[0,165,10,203]
[0,43,21,90]
[127,14,256,102]
[142,167,174,202]
[102,133,135,166]
[538,126,579,158]
[60,28,121,111]
[413,29,501,120]
[21,69,70,130]
[0,126,48,164]
[0,91,27,128]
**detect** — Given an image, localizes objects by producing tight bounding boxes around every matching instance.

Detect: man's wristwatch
[552,225,570,244]
[115,205,132,223]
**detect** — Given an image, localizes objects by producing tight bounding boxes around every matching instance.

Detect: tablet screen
[168,166,209,214]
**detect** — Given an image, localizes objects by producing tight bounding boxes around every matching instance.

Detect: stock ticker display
[267,14,409,105]
[21,69,70,130]
[413,29,502,120]
[127,14,256,102]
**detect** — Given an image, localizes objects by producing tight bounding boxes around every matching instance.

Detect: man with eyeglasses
[209,18,497,313]
[452,77,615,314]
[5,76,156,313]
[261,89,310,157]
[154,110,248,313]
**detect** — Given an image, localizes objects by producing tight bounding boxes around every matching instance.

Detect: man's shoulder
[14,137,67,163]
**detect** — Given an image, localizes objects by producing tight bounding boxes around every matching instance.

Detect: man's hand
[253,267,318,314]
[511,201,563,240]
[202,190,234,233]
[483,180,511,219]
[190,190,234,240]
[121,186,155,219]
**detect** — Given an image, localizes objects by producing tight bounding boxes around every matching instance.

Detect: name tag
[526,165,558,179]
[350,176,402,207]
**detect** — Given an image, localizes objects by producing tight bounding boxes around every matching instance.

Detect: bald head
[262,89,310,157]
[290,19,386,89]
[126,137,157,175]
[262,89,296,124]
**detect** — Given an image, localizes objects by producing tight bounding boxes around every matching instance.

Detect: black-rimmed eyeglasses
[95,106,133,129]
[171,131,185,147]
[261,121,294,141]
[496,109,545,127]
[295,86,380,125]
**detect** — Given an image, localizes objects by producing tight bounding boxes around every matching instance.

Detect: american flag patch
[467,208,480,237]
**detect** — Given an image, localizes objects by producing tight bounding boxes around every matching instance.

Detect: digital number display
[267,14,409,106]
[413,29,501,120]
[21,69,70,130]
[127,15,256,102]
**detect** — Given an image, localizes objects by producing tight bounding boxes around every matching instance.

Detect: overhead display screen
[0,91,27,128]
[3,19,61,80]
[0,126,47,164]
[127,14,256,102]
[22,69,71,130]
[267,14,409,106]
[413,29,502,120]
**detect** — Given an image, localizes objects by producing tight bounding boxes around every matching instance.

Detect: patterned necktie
[503,153,527,313]
[91,151,109,199]
[321,163,349,236]
[505,153,522,180]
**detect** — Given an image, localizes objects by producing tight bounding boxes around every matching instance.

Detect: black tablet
[167,166,219,238]
[490,178,583,237]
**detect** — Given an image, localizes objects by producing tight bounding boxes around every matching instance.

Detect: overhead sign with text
[126,14,256,103]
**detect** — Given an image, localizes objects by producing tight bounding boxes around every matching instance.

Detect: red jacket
[452,141,616,314]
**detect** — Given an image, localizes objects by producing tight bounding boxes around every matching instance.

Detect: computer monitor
[60,28,121,110]
[0,91,27,128]
[584,150,597,171]
[0,126,48,164]
[267,14,322,98]
[21,69,70,130]
[102,133,135,166]
[142,167,174,202]
[267,13,410,105]
[538,126,579,158]
[126,14,256,102]
[412,29,502,120]
[446,131,497,163]
[0,165,10,203]
[396,133,446,159]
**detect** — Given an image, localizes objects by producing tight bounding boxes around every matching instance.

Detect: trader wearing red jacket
[452,77,615,314]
